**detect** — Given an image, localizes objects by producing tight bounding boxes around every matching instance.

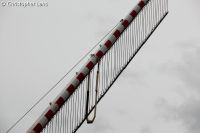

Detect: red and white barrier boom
[27,0,168,132]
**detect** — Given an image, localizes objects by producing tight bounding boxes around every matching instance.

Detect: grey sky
[0,0,200,133]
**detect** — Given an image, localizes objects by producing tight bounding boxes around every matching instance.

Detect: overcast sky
[0,0,200,133]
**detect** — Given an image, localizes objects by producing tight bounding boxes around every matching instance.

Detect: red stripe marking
[122,20,129,28]
[56,97,65,107]
[138,1,145,8]
[76,73,85,82]
[67,84,75,94]
[104,40,112,49]
[113,30,121,38]
[86,61,94,70]
[45,109,54,121]
[96,50,104,58]
[33,123,43,133]
[130,10,137,18]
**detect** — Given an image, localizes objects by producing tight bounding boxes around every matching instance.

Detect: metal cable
[6,21,120,133]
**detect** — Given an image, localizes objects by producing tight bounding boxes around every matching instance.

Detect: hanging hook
[85,62,100,124]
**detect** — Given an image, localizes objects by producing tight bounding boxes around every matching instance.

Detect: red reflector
[130,10,137,18]
[113,30,121,38]
[96,50,104,58]
[104,40,112,49]
[138,1,145,8]
[122,20,129,28]
[45,109,54,121]
[67,84,75,94]
[76,73,85,82]
[56,97,65,107]
[33,123,43,133]
[86,61,94,70]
